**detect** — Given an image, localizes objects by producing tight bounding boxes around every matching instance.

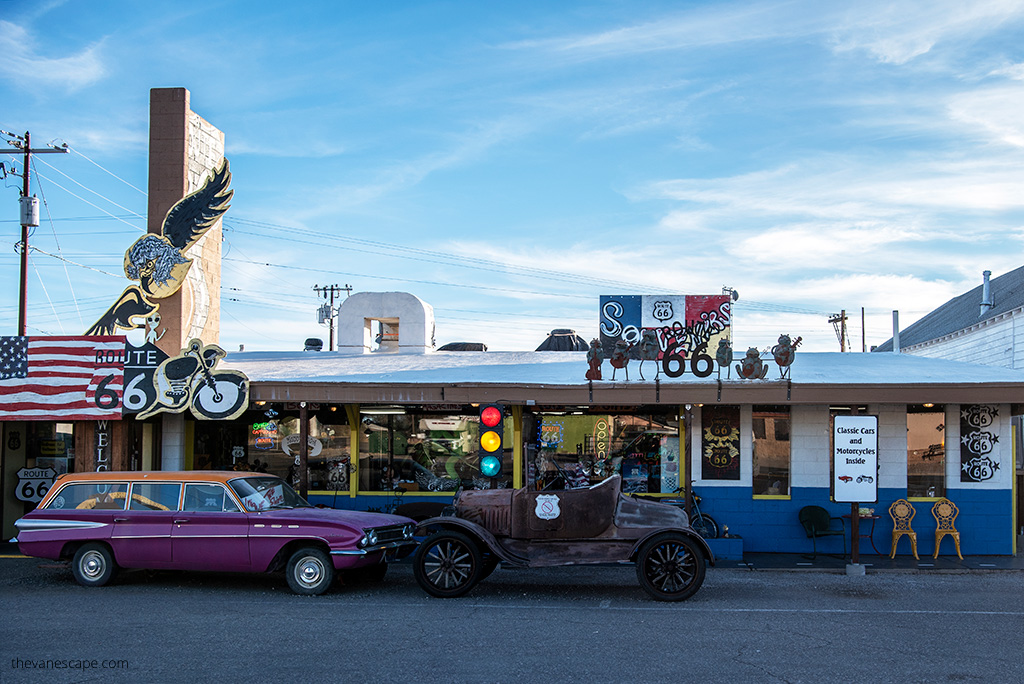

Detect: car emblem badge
[535,494,561,520]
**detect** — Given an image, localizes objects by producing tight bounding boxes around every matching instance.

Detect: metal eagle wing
[160,159,233,252]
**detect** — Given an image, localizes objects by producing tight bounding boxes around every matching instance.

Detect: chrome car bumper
[331,540,417,556]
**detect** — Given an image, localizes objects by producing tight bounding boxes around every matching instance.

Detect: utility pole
[3,130,69,335]
[313,283,352,351]
[829,310,849,352]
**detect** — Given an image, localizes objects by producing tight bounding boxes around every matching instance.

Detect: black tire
[635,532,706,602]
[343,561,388,584]
[285,547,335,595]
[413,530,483,598]
[72,542,117,587]
[690,512,719,539]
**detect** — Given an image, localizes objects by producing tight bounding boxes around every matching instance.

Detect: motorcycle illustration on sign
[137,338,248,421]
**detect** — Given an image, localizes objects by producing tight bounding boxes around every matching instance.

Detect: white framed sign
[833,415,878,503]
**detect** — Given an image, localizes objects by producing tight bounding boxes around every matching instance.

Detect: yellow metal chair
[888,498,918,560]
[931,498,963,559]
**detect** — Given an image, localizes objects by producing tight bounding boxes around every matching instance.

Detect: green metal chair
[799,505,847,559]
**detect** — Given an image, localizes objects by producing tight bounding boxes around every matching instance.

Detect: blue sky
[2,0,1023,353]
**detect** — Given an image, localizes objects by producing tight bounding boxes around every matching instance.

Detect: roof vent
[536,329,588,352]
[304,338,323,352]
[980,270,993,317]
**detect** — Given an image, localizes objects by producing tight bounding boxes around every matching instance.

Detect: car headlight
[403,524,415,539]
[366,530,378,546]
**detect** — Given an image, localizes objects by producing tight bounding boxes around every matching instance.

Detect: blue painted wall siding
[309,488,1014,556]
[692,486,1014,556]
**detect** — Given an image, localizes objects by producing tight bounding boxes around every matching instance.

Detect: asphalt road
[1,556,1022,683]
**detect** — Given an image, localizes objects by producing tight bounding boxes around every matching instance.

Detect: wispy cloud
[0,20,105,90]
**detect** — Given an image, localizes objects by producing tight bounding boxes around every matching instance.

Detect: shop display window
[752,406,790,497]
[527,411,678,494]
[28,422,74,475]
[243,413,351,491]
[907,405,945,499]
[358,408,512,492]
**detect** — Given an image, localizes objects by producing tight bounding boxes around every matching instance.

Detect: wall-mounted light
[359,406,406,415]
[923,403,934,408]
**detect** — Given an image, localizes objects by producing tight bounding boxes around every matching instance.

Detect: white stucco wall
[334,292,435,355]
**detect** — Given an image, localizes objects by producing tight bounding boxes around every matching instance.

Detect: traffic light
[478,404,504,478]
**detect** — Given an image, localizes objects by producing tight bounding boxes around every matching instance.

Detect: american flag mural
[0,336,126,421]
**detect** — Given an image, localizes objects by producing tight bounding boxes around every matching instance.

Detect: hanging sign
[833,415,878,503]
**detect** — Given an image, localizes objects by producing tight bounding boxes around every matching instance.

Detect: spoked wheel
[286,547,335,595]
[635,532,706,602]
[690,513,719,539]
[413,530,483,598]
[72,542,118,587]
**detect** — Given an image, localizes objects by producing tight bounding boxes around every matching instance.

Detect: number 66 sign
[15,467,57,503]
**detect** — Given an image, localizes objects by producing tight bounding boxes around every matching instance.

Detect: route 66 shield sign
[535,494,561,520]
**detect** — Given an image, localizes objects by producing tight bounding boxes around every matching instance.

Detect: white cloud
[0,21,105,90]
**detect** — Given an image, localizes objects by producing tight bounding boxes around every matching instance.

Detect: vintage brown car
[412,475,714,601]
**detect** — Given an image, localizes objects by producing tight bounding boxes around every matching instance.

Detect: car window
[44,483,129,511]
[182,484,240,512]
[129,483,182,511]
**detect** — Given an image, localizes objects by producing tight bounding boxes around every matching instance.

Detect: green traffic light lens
[480,455,501,477]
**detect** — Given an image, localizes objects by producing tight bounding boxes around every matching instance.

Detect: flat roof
[220,350,1024,406]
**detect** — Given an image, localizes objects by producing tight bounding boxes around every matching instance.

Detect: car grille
[368,524,409,544]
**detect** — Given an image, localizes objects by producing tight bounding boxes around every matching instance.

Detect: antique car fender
[629,528,715,566]
[415,516,527,567]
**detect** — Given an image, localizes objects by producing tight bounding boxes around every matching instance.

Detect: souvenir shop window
[358,408,512,493]
[752,406,790,497]
[245,412,350,491]
[28,422,74,475]
[528,411,678,494]
[907,405,945,499]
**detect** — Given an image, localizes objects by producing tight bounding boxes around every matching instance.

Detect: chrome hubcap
[297,557,325,587]
[81,551,104,579]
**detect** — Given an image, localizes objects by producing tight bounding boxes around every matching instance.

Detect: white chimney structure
[335,292,435,355]
[980,270,993,317]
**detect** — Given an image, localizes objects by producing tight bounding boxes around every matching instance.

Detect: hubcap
[423,540,473,589]
[81,550,105,579]
[297,557,325,587]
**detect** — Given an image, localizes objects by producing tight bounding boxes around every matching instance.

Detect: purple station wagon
[14,471,416,595]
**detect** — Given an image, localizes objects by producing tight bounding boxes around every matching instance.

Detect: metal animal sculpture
[585,338,604,381]
[715,338,732,378]
[610,339,632,381]
[771,334,802,378]
[735,347,768,379]
[637,329,660,380]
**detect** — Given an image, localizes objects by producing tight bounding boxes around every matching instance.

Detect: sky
[2,0,1023,354]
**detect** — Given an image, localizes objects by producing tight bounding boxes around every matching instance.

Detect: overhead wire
[68,146,147,196]
[31,158,85,328]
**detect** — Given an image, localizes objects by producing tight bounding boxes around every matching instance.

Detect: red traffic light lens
[480,405,502,427]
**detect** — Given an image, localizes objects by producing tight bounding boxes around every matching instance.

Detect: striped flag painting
[0,336,127,421]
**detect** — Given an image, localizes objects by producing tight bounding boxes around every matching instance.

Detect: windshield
[229,476,311,511]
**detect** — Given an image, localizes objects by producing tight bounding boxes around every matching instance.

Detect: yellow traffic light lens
[480,430,501,452]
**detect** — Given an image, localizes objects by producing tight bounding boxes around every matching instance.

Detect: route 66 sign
[535,494,561,520]
[16,467,57,503]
